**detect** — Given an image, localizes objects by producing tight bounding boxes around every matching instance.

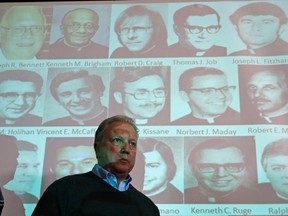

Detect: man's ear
[278,24,287,36]
[173,24,181,36]
[113,91,123,104]
[179,90,190,102]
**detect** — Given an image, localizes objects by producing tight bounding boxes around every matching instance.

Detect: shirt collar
[92,164,132,191]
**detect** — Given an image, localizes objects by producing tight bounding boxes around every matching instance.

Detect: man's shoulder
[13,114,42,126]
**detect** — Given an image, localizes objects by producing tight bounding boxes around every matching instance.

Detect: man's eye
[129,141,137,148]
[59,92,72,97]
[112,137,123,145]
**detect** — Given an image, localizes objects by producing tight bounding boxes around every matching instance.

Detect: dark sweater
[32,172,160,216]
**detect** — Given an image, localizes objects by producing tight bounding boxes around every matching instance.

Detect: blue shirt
[92,164,132,191]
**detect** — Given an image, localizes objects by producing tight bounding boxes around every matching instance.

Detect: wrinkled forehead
[121,15,152,27]
[249,71,286,87]
[191,74,228,88]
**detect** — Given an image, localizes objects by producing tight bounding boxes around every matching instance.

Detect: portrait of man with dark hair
[110,5,168,58]
[0,70,44,126]
[44,69,108,126]
[138,137,183,204]
[239,65,288,124]
[168,4,226,57]
[185,137,258,204]
[229,2,288,56]
[110,66,170,125]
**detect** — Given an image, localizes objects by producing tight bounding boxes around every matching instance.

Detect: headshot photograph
[41,137,97,195]
[184,136,258,204]
[110,4,168,58]
[171,65,240,125]
[0,70,46,126]
[239,65,288,124]
[228,1,288,56]
[138,137,184,204]
[43,68,110,126]
[256,136,288,203]
[109,66,170,125]
[47,5,110,59]
[0,5,48,60]
[167,3,226,57]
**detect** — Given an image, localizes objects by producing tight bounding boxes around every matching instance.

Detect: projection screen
[0,0,288,215]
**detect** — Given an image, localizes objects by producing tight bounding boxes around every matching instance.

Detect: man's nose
[127,29,137,39]
[215,166,228,176]
[71,93,81,102]
[13,95,25,105]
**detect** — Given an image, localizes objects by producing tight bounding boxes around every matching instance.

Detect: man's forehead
[122,15,152,26]
[239,15,280,21]
[191,74,227,87]
[186,14,218,25]
[0,80,36,91]
[124,74,163,89]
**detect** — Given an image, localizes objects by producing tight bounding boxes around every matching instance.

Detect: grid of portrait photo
[0,0,288,215]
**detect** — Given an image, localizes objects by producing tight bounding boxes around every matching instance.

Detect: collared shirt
[92,164,132,191]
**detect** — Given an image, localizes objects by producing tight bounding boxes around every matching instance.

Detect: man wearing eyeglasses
[239,65,288,124]
[229,2,288,56]
[168,4,226,57]
[48,8,108,59]
[185,137,257,203]
[0,70,43,126]
[111,5,168,58]
[110,67,169,125]
[173,67,240,125]
[0,6,47,60]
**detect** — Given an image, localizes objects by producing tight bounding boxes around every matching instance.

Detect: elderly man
[111,5,168,58]
[0,6,47,60]
[48,8,108,59]
[229,2,288,56]
[185,137,257,203]
[258,138,288,203]
[168,4,226,57]
[0,70,43,126]
[173,67,240,125]
[110,67,169,125]
[44,70,107,126]
[240,65,288,124]
[32,115,160,216]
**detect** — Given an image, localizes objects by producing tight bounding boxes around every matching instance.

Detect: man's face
[194,147,247,194]
[184,74,233,118]
[55,145,97,179]
[118,75,166,119]
[13,150,39,193]
[0,7,46,59]
[236,15,281,49]
[119,15,154,52]
[175,14,219,51]
[143,151,168,193]
[264,155,288,199]
[61,9,98,47]
[247,71,288,115]
[56,77,100,118]
[0,80,38,122]
[96,121,137,176]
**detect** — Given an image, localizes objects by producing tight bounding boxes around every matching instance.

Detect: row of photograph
[1,1,288,60]
[0,64,287,126]
[3,134,288,205]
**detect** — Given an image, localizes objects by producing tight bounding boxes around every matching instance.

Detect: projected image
[0,70,44,126]
[257,138,288,203]
[168,4,226,57]
[1,0,288,215]
[110,66,170,125]
[239,65,288,124]
[138,137,183,204]
[110,4,168,58]
[184,136,257,204]
[172,67,240,125]
[48,5,110,59]
[41,137,96,194]
[229,2,288,56]
[0,6,47,60]
[43,69,109,126]
[4,140,40,203]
